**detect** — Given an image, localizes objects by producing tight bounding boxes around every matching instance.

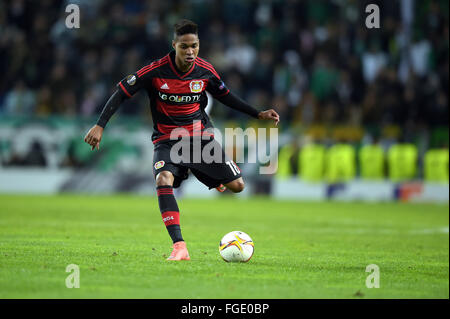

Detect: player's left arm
[216,92,279,126]
[206,74,280,125]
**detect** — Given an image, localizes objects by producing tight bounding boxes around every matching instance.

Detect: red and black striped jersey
[117,51,230,144]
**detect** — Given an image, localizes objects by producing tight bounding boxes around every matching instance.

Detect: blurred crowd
[0,0,448,139]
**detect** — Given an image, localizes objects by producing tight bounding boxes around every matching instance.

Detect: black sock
[157,185,184,243]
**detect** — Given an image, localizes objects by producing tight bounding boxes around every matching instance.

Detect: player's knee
[229,180,245,193]
[236,181,245,193]
[156,171,174,187]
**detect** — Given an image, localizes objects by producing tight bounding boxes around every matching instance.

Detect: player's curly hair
[174,19,198,40]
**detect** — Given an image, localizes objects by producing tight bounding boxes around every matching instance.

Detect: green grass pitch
[0,194,448,299]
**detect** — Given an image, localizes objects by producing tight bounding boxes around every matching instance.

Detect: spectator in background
[362,42,388,84]
[410,32,432,77]
[57,89,78,116]
[3,81,36,115]
[224,26,257,75]
[310,52,339,102]
[252,50,275,94]
[35,86,53,116]
[80,88,99,116]
[293,91,318,127]
[273,50,307,110]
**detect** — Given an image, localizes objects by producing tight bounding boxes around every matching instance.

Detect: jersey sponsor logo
[189,80,204,93]
[154,160,165,170]
[126,74,137,85]
[158,92,201,103]
[160,83,170,90]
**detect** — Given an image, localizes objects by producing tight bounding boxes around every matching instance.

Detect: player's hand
[258,109,280,126]
[84,124,104,150]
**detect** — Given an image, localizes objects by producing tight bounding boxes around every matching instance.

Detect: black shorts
[152,137,242,189]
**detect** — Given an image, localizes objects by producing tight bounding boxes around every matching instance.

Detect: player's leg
[189,163,244,192]
[155,171,180,242]
[153,140,191,261]
[155,170,190,261]
[188,138,245,193]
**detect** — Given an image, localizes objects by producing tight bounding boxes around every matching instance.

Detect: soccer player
[84,19,280,261]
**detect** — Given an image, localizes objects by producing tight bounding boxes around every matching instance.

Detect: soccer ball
[219,231,254,262]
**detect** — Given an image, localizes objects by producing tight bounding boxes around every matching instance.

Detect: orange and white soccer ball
[219,231,254,262]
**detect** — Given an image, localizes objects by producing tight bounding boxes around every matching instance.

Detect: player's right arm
[84,89,127,150]
[84,69,152,150]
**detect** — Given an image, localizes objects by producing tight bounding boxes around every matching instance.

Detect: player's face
[172,34,199,71]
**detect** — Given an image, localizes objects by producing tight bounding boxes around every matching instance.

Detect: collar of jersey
[168,50,196,79]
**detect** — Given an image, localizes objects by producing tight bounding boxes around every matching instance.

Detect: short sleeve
[206,73,230,98]
[116,67,153,98]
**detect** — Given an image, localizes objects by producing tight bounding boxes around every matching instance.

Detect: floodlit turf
[0,194,448,299]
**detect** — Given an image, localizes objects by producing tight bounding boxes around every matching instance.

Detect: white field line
[306,226,449,235]
[409,226,449,234]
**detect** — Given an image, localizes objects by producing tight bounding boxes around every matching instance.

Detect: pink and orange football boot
[167,241,190,261]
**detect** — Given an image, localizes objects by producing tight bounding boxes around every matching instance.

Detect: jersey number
[226,161,240,176]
